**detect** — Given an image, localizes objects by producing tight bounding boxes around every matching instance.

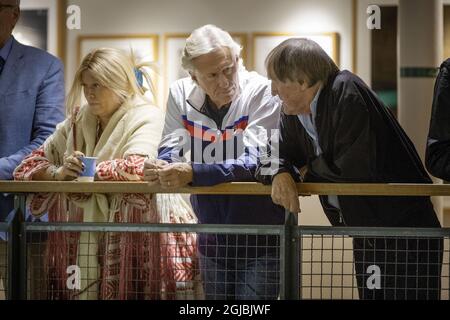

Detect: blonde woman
[14,48,198,300]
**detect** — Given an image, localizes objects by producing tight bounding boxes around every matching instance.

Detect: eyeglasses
[0,4,17,11]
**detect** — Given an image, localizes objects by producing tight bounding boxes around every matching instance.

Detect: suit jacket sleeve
[255,113,304,185]
[0,57,65,180]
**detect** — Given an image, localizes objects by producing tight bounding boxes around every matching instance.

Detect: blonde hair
[66,47,157,116]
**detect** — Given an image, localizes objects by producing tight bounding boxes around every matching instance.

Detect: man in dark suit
[256,38,442,300]
[0,0,65,219]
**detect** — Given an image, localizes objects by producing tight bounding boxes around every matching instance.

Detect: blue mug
[78,156,98,181]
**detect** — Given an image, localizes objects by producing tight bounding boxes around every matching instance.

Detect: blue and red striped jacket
[158,70,285,257]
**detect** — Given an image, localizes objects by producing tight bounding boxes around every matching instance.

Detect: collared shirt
[0,36,14,62]
[201,96,231,128]
[297,86,341,210]
[297,87,323,156]
[185,73,244,121]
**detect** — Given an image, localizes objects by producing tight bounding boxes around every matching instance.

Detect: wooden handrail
[1,181,450,196]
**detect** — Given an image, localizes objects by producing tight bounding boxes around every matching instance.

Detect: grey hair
[181,24,242,73]
[265,38,339,86]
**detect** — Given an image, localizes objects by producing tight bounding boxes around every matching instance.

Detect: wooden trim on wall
[352,0,357,73]
[76,34,160,105]
[230,32,248,65]
[333,32,341,69]
[163,33,189,107]
[76,34,159,64]
[251,32,341,71]
[444,207,450,227]
[57,0,67,66]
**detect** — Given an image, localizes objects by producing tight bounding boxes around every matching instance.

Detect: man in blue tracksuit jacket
[143,25,284,300]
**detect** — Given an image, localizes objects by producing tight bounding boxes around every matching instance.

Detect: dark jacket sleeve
[425,59,450,180]
[255,114,303,185]
[307,84,376,183]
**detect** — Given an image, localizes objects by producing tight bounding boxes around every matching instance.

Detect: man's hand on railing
[143,159,168,184]
[157,163,193,189]
[143,159,193,189]
[272,172,301,213]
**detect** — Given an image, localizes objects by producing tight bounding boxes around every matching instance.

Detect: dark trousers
[321,197,443,300]
[198,252,280,300]
[353,237,443,300]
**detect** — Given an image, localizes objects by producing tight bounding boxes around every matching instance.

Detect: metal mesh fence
[0,236,6,300]
[299,227,449,300]
[197,234,280,300]
[24,224,282,300]
[9,222,450,300]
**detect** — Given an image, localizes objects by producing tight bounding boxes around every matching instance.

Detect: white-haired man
[144,25,283,300]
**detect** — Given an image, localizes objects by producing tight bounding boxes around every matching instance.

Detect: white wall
[357,0,448,84]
